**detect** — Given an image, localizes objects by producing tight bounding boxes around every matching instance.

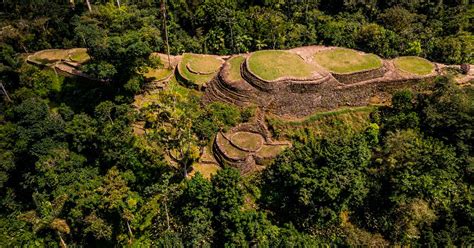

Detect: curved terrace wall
[331,62,387,84]
[213,132,257,174]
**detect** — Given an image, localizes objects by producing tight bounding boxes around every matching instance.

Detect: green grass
[30,49,70,64]
[190,163,220,179]
[144,67,173,81]
[257,144,288,157]
[248,50,316,81]
[187,55,223,74]
[393,56,434,76]
[267,106,375,139]
[179,54,223,85]
[221,136,247,158]
[228,56,245,81]
[314,48,382,74]
[69,48,90,63]
[231,132,263,151]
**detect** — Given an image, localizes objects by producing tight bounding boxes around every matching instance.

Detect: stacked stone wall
[332,64,387,84]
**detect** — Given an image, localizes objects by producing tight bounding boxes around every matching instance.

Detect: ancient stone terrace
[26,46,473,174]
[27,46,472,118]
[204,46,472,117]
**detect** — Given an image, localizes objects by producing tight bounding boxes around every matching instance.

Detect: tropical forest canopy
[0,0,473,247]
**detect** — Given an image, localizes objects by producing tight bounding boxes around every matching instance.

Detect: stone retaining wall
[186,63,216,75]
[332,63,387,84]
[212,132,257,174]
[175,64,204,90]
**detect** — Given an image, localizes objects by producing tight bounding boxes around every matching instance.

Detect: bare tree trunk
[126,221,133,244]
[0,82,12,102]
[116,0,120,8]
[229,20,234,53]
[164,199,170,230]
[57,232,67,248]
[85,0,92,12]
[21,43,29,53]
[161,0,171,68]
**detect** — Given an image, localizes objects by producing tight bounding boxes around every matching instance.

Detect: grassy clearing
[144,67,173,81]
[190,163,220,179]
[314,48,382,74]
[393,56,434,76]
[228,56,245,81]
[69,48,90,63]
[257,144,288,157]
[179,54,223,85]
[231,132,263,151]
[267,106,375,139]
[248,50,316,81]
[187,55,223,74]
[30,49,70,64]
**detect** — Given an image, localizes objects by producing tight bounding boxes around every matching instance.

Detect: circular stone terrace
[177,53,225,87]
[313,47,383,74]
[230,131,264,152]
[243,50,328,91]
[393,56,435,76]
[213,126,290,174]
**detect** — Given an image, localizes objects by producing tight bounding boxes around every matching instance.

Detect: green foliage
[1,1,473,247]
[193,102,248,143]
[262,129,371,231]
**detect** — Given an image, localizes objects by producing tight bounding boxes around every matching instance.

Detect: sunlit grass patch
[314,48,382,74]
[144,67,173,81]
[69,48,90,63]
[178,54,223,86]
[227,56,245,81]
[230,132,263,151]
[29,49,70,64]
[393,56,434,76]
[187,54,223,74]
[190,163,220,179]
[248,50,316,81]
[220,134,247,158]
[257,144,288,157]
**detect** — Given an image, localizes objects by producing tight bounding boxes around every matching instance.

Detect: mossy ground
[248,50,316,81]
[393,56,434,76]
[314,48,382,74]
[228,56,245,81]
[69,48,90,63]
[179,54,223,85]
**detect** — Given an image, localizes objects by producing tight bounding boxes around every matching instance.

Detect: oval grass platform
[393,56,435,76]
[230,132,264,152]
[247,50,317,81]
[177,54,224,86]
[313,48,382,74]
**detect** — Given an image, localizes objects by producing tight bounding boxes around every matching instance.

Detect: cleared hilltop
[26,46,473,174]
[28,46,473,119]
